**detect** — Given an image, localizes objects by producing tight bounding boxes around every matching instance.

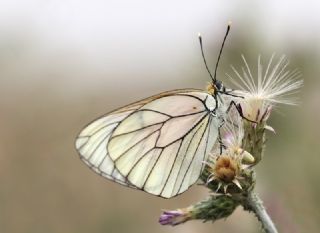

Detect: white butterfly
[75,25,234,198]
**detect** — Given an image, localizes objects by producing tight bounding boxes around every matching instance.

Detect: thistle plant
[159,55,303,233]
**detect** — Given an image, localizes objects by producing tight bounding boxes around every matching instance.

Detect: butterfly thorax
[205,81,226,114]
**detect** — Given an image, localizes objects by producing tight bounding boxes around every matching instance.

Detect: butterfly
[75,24,235,198]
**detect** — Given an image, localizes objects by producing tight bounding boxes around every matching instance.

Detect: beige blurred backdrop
[0,1,319,233]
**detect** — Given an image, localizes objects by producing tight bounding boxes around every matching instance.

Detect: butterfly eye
[215,80,223,91]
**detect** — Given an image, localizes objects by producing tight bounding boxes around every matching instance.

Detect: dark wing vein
[141,148,164,189]
[111,122,163,139]
[86,131,113,161]
[77,121,120,141]
[177,119,209,193]
[157,113,209,149]
[170,119,206,194]
[113,129,162,163]
[159,140,183,195]
[125,146,160,179]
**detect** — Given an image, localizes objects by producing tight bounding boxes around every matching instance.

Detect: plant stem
[244,192,278,233]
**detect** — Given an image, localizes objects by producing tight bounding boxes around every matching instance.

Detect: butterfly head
[214,80,226,93]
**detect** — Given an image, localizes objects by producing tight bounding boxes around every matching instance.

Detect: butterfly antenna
[213,22,231,82]
[198,33,214,82]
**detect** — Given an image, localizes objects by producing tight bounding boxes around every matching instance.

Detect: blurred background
[0,0,319,232]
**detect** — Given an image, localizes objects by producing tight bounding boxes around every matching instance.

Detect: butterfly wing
[75,89,202,186]
[75,89,221,198]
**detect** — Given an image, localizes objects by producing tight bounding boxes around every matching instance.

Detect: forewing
[107,91,221,198]
[75,89,204,187]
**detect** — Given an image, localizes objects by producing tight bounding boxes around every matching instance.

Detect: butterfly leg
[219,90,244,99]
[218,120,226,155]
[226,100,257,124]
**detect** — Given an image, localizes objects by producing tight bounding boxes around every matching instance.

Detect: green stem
[243,192,278,233]
[192,195,239,222]
[242,121,266,165]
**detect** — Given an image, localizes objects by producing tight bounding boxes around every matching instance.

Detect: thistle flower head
[205,114,254,193]
[226,54,303,122]
[206,153,246,194]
